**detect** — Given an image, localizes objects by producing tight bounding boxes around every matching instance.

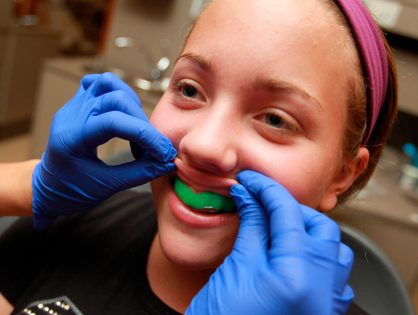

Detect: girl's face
[150,0,362,269]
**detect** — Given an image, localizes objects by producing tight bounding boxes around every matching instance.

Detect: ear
[318,147,369,212]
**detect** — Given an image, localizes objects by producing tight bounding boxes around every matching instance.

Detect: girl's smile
[167,178,238,229]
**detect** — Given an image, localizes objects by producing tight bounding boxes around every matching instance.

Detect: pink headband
[334,0,389,144]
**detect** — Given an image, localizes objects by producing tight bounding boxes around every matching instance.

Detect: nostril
[180,149,238,175]
[201,161,229,174]
[200,157,235,174]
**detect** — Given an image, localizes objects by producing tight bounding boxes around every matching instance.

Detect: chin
[158,228,233,270]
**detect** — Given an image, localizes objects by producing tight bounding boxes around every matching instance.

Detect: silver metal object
[113,36,171,81]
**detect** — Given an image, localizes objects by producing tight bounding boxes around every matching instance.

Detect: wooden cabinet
[0,25,59,139]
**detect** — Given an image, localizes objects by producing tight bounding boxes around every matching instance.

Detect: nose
[179,106,239,174]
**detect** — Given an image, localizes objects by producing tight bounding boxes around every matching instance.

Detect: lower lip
[167,184,238,229]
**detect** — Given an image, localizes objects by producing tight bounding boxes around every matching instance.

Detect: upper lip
[174,158,237,196]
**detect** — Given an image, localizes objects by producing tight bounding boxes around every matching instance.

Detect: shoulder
[67,190,156,230]
[0,190,157,307]
[50,190,157,247]
[0,190,157,252]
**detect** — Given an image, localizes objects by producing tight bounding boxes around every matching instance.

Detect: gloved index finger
[89,72,141,106]
[333,243,354,295]
[81,74,101,90]
[94,91,149,122]
[236,170,305,240]
[301,205,341,242]
[85,111,176,163]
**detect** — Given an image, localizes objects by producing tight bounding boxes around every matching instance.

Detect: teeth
[199,207,218,213]
[174,176,236,213]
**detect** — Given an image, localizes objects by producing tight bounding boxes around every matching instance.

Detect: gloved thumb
[81,74,100,90]
[333,285,355,315]
[230,184,269,259]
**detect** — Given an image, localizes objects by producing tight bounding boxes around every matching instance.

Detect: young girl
[0,0,397,314]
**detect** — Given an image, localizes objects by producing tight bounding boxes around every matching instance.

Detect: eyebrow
[176,53,323,111]
[254,77,324,111]
[175,53,214,73]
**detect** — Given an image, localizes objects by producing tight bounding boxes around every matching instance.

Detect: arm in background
[0,160,39,217]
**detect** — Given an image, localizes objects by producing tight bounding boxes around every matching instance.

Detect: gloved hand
[32,72,176,230]
[186,170,354,315]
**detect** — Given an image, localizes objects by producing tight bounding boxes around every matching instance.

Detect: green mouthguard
[174,177,236,213]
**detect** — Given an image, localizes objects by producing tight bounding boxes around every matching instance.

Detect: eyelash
[253,110,299,143]
[173,79,205,102]
[259,111,297,132]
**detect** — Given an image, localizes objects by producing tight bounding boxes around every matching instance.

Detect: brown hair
[323,1,399,203]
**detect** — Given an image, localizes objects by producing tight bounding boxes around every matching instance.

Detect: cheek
[239,142,337,208]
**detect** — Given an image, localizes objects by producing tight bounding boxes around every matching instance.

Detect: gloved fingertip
[81,74,99,90]
[230,183,248,197]
[333,285,355,315]
[89,72,113,96]
[230,184,261,217]
[236,170,253,182]
[230,185,255,210]
[156,144,177,163]
[166,146,177,162]
[338,243,354,267]
[148,161,176,180]
[164,162,177,172]
[344,285,355,298]
[236,170,273,191]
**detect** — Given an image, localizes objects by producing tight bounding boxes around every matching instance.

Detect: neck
[147,234,213,314]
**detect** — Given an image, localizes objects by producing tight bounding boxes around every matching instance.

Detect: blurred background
[0,0,417,313]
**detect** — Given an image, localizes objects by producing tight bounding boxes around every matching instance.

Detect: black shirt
[0,191,180,315]
[0,191,368,315]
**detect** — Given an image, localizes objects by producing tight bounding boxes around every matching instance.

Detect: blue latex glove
[187,170,354,315]
[32,72,176,230]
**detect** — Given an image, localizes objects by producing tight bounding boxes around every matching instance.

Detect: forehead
[183,0,351,106]
[187,0,344,59]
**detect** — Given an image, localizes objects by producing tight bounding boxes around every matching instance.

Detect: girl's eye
[265,113,285,128]
[261,113,296,131]
[182,84,198,98]
[174,80,205,101]
[253,110,299,143]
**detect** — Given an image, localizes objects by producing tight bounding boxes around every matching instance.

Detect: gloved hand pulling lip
[174,158,237,196]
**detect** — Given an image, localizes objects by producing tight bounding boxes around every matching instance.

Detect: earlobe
[318,147,370,212]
